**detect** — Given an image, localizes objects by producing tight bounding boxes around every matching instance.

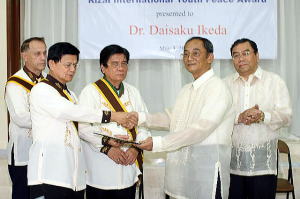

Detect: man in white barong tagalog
[5,37,47,199]
[134,37,235,199]
[78,44,151,199]
[27,42,138,199]
[225,38,292,199]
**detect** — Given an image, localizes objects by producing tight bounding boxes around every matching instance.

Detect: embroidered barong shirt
[224,67,292,176]
[28,80,107,191]
[139,69,235,199]
[5,69,45,165]
[78,81,151,190]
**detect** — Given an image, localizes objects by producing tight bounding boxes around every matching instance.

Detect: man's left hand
[125,147,139,165]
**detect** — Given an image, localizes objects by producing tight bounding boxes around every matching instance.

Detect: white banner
[78,0,277,59]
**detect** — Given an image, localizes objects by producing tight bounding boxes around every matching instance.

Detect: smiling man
[78,44,151,199]
[225,38,292,199]
[134,37,235,199]
[27,42,138,199]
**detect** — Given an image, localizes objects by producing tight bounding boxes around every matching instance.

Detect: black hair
[184,37,214,54]
[99,44,130,67]
[230,38,258,56]
[47,42,80,67]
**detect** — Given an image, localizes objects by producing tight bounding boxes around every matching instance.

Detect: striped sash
[93,78,143,173]
[41,78,78,131]
[7,76,35,92]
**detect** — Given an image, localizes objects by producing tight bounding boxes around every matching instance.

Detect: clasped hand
[238,104,263,125]
[107,146,139,166]
[107,135,139,165]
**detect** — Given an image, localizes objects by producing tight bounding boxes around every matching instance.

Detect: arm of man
[78,84,129,165]
[262,78,292,130]
[138,111,171,131]
[136,83,233,152]
[125,86,152,165]
[30,83,134,125]
[5,83,32,128]
[79,120,128,164]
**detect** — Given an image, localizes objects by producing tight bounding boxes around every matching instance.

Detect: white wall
[0,0,8,149]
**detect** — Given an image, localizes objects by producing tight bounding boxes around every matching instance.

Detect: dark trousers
[8,146,30,199]
[229,174,277,199]
[8,165,30,199]
[30,184,84,199]
[86,184,136,199]
[215,172,222,199]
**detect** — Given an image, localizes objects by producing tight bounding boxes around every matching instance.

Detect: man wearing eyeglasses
[78,44,151,199]
[134,37,235,199]
[225,38,292,199]
[27,42,137,199]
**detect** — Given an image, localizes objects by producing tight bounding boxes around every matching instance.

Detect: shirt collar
[103,76,124,97]
[23,66,44,83]
[233,66,262,81]
[46,74,69,92]
[192,69,214,89]
[254,66,263,79]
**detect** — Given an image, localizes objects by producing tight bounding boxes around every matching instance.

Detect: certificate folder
[93,132,140,145]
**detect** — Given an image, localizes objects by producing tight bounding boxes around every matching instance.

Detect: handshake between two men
[111,111,139,130]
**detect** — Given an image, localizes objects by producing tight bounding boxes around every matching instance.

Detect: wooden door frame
[6,0,20,141]
[7,0,21,78]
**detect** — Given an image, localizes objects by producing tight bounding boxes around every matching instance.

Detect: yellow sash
[93,78,143,172]
[7,76,35,92]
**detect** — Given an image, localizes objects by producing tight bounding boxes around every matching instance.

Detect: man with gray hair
[5,37,47,199]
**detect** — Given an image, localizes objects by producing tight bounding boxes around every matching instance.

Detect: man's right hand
[134,137,153,151]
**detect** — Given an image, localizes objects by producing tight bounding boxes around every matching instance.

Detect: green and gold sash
[93,78,143,173]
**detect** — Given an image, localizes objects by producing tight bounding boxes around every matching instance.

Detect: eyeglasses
[61,62,79,69]
[108,61,128,69]
[232,50,253,60]
[182,51,201,60]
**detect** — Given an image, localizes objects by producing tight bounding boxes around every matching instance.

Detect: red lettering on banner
[197,25,227,35]
[129,25,144,35]
[149,25,194,35]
